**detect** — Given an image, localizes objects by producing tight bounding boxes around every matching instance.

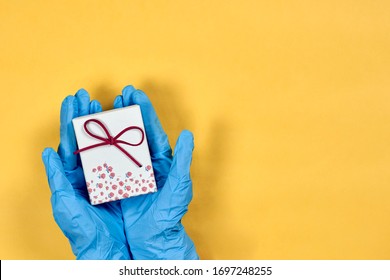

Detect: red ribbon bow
[74,119,144,167]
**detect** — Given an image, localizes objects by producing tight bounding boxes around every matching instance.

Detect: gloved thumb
[155,130,194,225]
[168,130,194,180]
[42,147,72,194]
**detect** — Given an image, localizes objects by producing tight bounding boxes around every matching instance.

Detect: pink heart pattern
[87,162,155,205]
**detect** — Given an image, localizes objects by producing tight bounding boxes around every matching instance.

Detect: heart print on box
[87,162,155,205]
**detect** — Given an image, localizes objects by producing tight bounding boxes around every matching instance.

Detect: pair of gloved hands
[42,85,198,260]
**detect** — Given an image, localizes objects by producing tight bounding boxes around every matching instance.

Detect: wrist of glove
[75,239,130,260]
[127,222,198,260]
[50,190,131,260]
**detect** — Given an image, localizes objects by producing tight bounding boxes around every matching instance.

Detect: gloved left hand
[42,89,130,260]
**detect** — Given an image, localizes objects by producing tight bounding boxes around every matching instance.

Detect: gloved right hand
[114,86,199,260]
[42,89,130,260]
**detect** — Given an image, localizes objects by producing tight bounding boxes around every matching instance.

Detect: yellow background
[1,0,389,259]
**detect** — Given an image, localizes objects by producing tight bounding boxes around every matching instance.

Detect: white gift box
[72,106,156,205]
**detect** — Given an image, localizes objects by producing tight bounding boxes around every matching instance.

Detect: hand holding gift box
[42,86,198,260]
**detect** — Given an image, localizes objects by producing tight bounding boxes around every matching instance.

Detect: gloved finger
[42,147,74,194]
[122,85,137,106]
[155,130,194,224]
[89,99,103,114]
[131,88,172,160]
[167,130,194,180]
[58,95,79,171]
[113,95,124,109]
[113,85,137,108]
[75,88,90,117]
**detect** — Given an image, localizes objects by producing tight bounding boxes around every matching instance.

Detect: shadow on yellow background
[0,1,389,259]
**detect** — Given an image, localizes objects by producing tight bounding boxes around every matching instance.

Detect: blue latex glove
[42,86,198,259]
[114,85,199,260]
[42,89,131,259]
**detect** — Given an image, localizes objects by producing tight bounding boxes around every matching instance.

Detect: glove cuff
[129,223,199,260]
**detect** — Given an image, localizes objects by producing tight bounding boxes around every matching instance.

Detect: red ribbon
[74,119,144,167]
